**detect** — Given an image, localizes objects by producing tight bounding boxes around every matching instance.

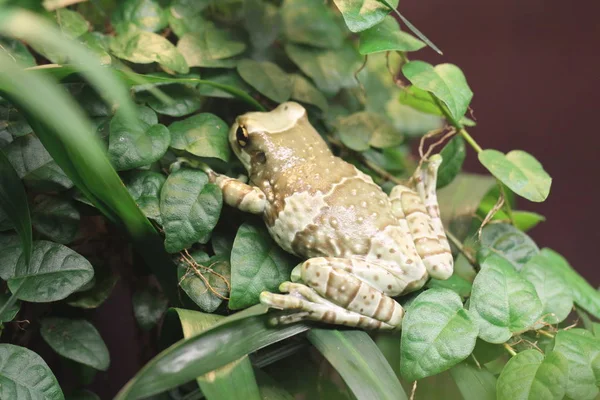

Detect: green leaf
[177,251,230,313]
[520,252,573,324]
[160,169,222,253]
[437,135,466,189]
[469,254,543,343]
[167,308,261,400]
[66,266,118,309]
[359,16,425,54]
[197,71,252,99]
[437,173,495,241]
[0,37,36,67]
[55,8,89,38]
[0,344,64,400]
[229,221,297,310]
[168,1,209,37]
[31,195,80,244]
[290,73,328,112]
[553,329,600,400]
[332,0,398,32]
[337,111,401,151]
[0,292,21,322]
[399,85,444,116]
[112,0,168,34]
[478,223,539,271]
[285,42,363,95]
[308,329,407,400]
[400,289,478,380]
[402,61,473,122]
[115,305,310,400]
[125,170,166,223]
[133,287,168,331]
[108,105,171,170]
[0,149,32,265]
[449,362,497,400]
[168,113,231,162]
[110,28,189,74]
[540,248,600,319]
[177,23,246,68]
[478,149,552,202]
[426,273,472,299]
[244,0,281,50]
[383,2,442,55]
[476,197,545,231]
[496,349,567,400]
[237,60,293,104]
[0,237,94,302]
[282,0,344,49]
[4,134,73,191]
[143,84,203,117]
[40,318,110,371]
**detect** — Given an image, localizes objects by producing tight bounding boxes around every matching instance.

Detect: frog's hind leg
[389,162,453,280]
[260,257,405,330]
[262,282,396,330]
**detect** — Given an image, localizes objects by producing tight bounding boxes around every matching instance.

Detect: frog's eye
[236,125,249,147]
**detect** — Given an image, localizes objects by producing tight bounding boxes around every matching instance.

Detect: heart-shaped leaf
[285,42,362,95]
[168,113,230,162]
[359,16,424,54]
[4,134,73,191]
[520,252,573,324]
[244,0,281,50]
[540,248,600,319]
[143,84,203,117]
[0,344,64,400]
[177,250,230,313]
[332,0,398,32]
[108,106,171,171]
[400,289,478,381]
[31,195,80,244]
[281,0,344,49]
[398,85,443,116]
[0,236,94,302]
[469,254,543,343]
[478,149,551,202]
[133,287,168,331]
[40,318,110,371]
[450,362,497,400]
[337,111,401,151]
[125,170,166,223]
[478,223,539,271]
[112,0,168,34]
[496,350,567,400]
[552,329,600,400]
[437,135,466,189]
[110,28,189,74]
[237,60,293,104]
[402,61,473,123]
[177,23,246,68]
[289,73,328,112]
[160,169,222,253]
[229,221,298,310]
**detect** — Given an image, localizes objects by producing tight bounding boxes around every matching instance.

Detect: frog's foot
[260,282,399,330]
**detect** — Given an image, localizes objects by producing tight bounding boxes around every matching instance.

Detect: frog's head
[229,102,326,177]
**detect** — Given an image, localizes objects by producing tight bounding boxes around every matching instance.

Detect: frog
[204,102,453,330]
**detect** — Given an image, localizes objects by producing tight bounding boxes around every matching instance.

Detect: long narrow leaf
[167,308,261,400]
[0,149,32,265]
[115,305,310,400]
[0,8,137,122]
[308,329,407,400]
[0,54,179,302]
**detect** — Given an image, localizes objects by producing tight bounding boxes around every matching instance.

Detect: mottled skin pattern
[207,102,453,330]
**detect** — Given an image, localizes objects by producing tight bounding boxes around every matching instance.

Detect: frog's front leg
[206,170,267,214]
[260,257,405,330]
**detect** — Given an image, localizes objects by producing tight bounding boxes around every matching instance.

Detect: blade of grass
[166,308,261,400]
[0,54,178,302]
[0,8,137,123]
[308,329,407,400]
[378,0,443,55]
[115,305,310,400]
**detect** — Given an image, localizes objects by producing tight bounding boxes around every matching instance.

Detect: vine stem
[445,229,478,269]
[459,128,482,153]
[499,183,516,225]
[503,343,517,357]
[538,330,555,339]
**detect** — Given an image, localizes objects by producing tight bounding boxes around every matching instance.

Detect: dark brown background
[401,0,600,285]
[86,1,600,397]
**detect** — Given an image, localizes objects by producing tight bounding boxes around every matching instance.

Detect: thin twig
[503,343,517,357]
[445,229,478,268]
[409,381,418,400]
